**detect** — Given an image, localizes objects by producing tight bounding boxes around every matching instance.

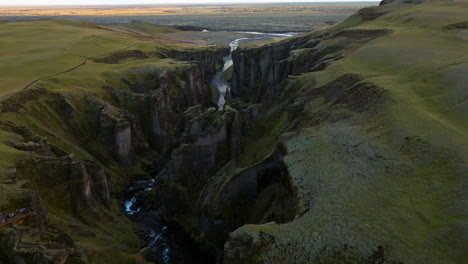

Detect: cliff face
[231,28,390,105]
[221,1,468,263]
[172,48,230,80]
[231,43,292,102]
[0,42,230,263]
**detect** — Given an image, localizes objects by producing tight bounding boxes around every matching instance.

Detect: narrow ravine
[124,178,214,264]
[211,32,297,109]
[123,31,298,264]
[210,54,233,108]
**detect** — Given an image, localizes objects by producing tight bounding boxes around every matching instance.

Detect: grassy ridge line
[0,42,140,101]
[0,19,147,97]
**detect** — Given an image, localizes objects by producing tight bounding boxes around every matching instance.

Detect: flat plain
[0,2,378,32]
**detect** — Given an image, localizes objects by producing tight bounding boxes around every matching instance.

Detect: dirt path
[0,43,140,101]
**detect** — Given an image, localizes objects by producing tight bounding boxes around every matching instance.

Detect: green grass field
[0,20,144,97]
[314,0,468,156]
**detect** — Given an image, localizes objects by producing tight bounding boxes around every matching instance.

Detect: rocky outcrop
[189,143,298,254]
[151,85,178,152]
[108,48,228,160]
[231,29,390,104]
[231,42,294,102]
[132,103,269,258]
[15,156,111,221]
[84,160,111,210]
[97,101,137,166]
[156,106,246,202]
[2,121,112,219]
[0,229,55,264]
[171,47,230,80]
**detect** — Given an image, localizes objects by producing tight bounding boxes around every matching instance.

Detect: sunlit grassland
[0,19,140,96]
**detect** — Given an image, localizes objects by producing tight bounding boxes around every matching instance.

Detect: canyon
[0,0,467,263]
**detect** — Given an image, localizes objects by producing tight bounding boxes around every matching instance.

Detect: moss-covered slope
[224,0,468,263]
[0,19,228,263]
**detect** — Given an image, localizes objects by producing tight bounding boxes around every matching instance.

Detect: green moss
[0,130,24,170]
[0,229,17,263]
[210,85,220,104]
[221,65,233,82]
[237,111,288,167]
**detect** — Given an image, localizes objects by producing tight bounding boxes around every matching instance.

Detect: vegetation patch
[333,28,392,40]
[222,65,233,82]
[443,21,468,30]
[210,85,220,104]
[357,6,388,21]
[93,50,150,64]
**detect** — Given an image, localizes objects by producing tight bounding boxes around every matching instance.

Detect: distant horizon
[0,0,380,7]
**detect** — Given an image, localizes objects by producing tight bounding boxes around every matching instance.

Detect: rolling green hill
[224,0,468,263]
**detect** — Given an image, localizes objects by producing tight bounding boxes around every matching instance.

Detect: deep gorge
[116,26,393,263]
[0,21,412,263]
[119,36,302,263]
[1,1,467,263]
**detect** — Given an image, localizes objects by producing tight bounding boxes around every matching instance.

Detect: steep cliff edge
[135,1,467,263]
[223,0,468,263]
[0,19,230,263]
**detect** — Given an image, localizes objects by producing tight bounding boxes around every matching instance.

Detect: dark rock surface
[230,29,390,104]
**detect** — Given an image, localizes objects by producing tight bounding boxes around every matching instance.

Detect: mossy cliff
[0,18,230,262]
[0,0,467,263]
[221,0,468,263]
[132,1,467,263]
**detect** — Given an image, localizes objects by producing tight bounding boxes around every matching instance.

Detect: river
[211,32,297,109]
[123,178,213,264]
[123,31,297,264]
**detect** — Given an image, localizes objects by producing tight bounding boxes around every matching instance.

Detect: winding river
[211,32,297,109]
[123,31,297,264]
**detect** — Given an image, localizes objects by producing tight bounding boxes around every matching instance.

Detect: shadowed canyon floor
[0,0,467,263]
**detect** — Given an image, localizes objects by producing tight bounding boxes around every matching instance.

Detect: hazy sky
[0,0,378,6]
